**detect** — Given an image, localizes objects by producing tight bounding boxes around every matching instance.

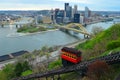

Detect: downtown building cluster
[50,3,91,24]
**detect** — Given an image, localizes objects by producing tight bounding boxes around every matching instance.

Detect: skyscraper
[65,3,69,11]
[65,6,72,19]
[85,6,91,18]
[50,9,55,23]
[74,5,78,14]
[72,5,78,18]
[74,13,80,23]
[55,9,59,20]
[56,10,64,23]
[80,16,84,24]
[64,3,72,19]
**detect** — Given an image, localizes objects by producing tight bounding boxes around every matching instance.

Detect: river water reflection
[0,18,119,56]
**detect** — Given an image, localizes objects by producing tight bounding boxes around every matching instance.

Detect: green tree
[14,61,31,77]
[45,52,51,69]
[22,61,31,72]
[92,26,104,35]
[0,64,15,80]
[0,71,7,80]
[107,40,120,50]
[14,62,23,77]
[41,46,49,52]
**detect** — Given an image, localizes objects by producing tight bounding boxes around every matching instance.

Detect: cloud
[0,0,119,11]
[0,3,55,10]
[54,0,92,4]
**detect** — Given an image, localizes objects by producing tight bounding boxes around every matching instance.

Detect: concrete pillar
[84,34,86,39]
[20,25,22,28]
[65,29,69,33]
[84,34,89,39]
[16,25,18,28]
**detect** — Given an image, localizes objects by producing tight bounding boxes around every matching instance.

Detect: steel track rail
[13,52,120,80]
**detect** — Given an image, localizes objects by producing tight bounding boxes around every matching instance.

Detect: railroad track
[13,52,120,80]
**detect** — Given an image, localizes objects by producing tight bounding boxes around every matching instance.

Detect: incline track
[13,52,120,80]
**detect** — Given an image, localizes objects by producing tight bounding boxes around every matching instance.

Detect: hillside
[76,23,120,59]
[76,23,120,80]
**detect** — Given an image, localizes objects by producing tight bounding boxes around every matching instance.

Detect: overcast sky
[0,0,119,11]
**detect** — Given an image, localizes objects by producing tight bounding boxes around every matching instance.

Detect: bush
[21,70,32,76]
[14,61,31,77]
[0,64,15,80]
[107,40,120,50]
[48,59,62,70]
[92,26,104,35]
[87,61,112,80]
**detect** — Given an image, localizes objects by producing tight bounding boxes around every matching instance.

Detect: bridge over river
[0,17,33,28]
[56,23,92,38]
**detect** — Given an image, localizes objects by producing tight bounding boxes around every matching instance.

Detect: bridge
[57,23,91,38]
[0,21,33,28]
[0,18,33,28]
[12,51,120,80]
[0,21,30,25]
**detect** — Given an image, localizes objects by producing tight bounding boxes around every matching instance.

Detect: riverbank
[7,29,59,37]
[17,25,47,33]
[17,24,57,33]
[0,39,86,70]
[23,29,59,36]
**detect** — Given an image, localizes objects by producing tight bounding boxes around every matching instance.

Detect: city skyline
[0,0,120,11]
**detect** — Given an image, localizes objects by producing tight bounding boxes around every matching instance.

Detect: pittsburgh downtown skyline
[0,0,120,11]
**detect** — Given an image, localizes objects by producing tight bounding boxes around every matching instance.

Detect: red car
[61,47,82,67]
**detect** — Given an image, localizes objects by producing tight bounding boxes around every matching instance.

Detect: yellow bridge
[57,23,91,37]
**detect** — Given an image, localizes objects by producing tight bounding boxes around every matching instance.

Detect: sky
[0,0,120,11]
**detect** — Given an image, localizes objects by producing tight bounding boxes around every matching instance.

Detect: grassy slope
[76,24,120,59]
[75,23,120,80]
[76,24,120,50]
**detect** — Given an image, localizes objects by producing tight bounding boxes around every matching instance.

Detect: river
[0,17,119,56]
